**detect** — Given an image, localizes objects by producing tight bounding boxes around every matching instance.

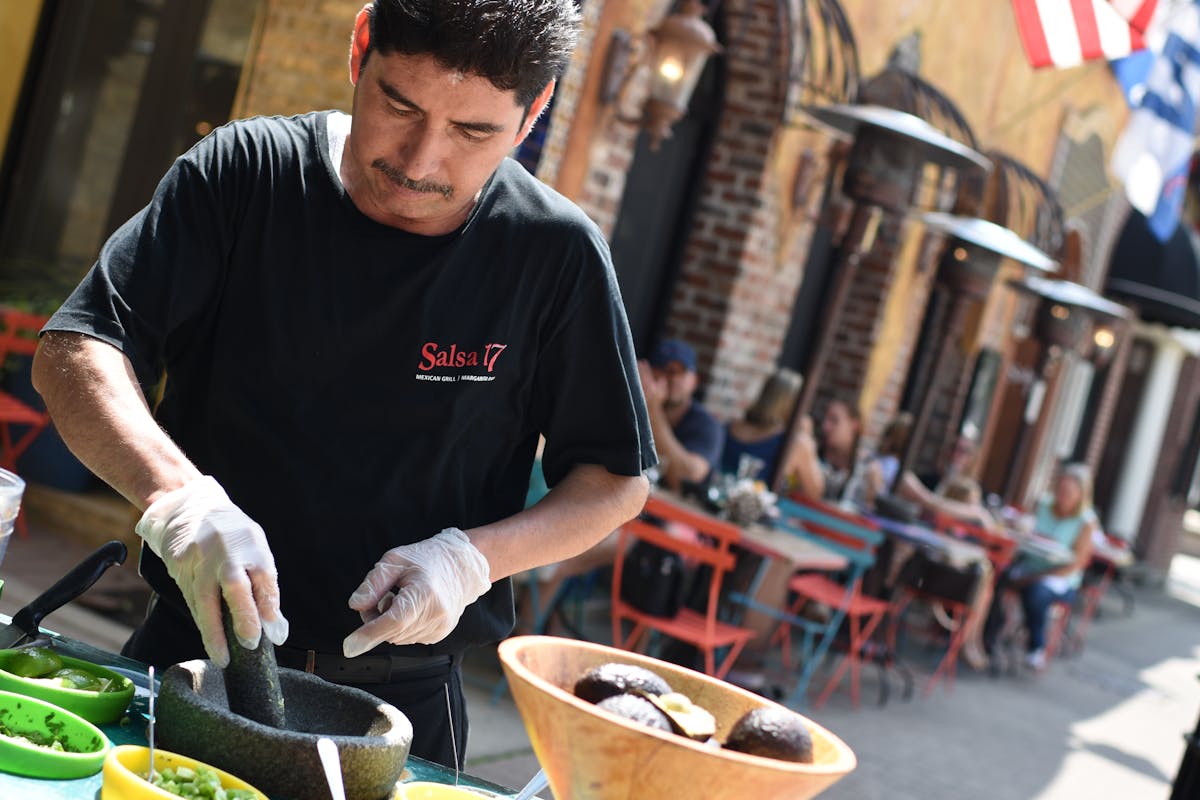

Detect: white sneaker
[1025,648,1046,670]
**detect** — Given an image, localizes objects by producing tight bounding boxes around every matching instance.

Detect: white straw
[147,665,156,782]
[444,681,459,786]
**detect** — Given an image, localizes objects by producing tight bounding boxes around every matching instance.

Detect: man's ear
[515,81,556,144]
[349,4,372,85]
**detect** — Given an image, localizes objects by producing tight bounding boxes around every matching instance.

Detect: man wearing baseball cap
[638,339,724,492]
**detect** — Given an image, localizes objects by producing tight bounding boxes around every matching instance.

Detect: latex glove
[343,528,491,658]
[136,475,289,667]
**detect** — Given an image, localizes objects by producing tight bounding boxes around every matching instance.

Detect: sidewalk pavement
[4,513,1200,799]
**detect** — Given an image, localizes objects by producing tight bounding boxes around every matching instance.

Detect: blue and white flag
[1111,0,1200,240]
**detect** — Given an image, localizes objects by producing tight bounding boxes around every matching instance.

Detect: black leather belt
[274,646,452,684]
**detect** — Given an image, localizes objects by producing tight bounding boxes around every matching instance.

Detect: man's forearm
[466,463,649,581]
[646,404,708,488]
[31,332,202,510]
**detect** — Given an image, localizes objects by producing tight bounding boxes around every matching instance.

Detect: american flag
[1012,0,1160,68]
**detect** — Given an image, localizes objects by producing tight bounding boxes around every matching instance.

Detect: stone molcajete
[156,611,412,800]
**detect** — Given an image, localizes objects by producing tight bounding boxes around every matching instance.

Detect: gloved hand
[343,528,491,658]
[136,475,289,668]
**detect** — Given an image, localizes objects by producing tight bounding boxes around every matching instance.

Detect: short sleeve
[532,226,656,487]
[43,136,234,393]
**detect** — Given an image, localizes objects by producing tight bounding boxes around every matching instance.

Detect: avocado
[573,662,672,704]
[594,693,673,733]
[643,691,717,740]
[724,706,814,763]
[6,646,64,679]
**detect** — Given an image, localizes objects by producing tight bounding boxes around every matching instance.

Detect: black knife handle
[11,539,128,637]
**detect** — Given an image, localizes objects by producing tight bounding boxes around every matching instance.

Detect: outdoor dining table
[648,487,850,573]
[861,511,990,569]
[0,617,518,800]
[1004,525,1134,570]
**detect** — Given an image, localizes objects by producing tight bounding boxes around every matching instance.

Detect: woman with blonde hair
[988,462,1097,670]
[720,368,803,482]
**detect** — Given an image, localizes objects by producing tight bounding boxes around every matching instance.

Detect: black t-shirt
[46,111,655,656]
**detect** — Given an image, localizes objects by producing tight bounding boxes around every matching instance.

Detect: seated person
[895,434,992,527]
[867,412,913,498]
[734,397,876,668]
[720,368,803,482]
[984,463,1097,670]
[780,395,877,508]
[520,340,725,632]
[930,474,1000,671]
[638,339,724,493]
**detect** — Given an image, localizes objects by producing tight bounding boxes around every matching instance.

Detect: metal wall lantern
[600,0,721,150]
[801,104,991,210]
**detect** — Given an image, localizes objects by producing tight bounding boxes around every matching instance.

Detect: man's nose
[401,123,443,181]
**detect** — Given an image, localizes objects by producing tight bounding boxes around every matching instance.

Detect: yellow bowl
[102,745,269,800]
[0,649,135,724]
[498,636,856,800]
[399,783,501,798]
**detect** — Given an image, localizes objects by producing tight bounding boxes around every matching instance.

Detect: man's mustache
[372,158,453,199]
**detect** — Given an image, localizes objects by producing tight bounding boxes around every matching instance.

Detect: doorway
[0,0,262,303]
[608,34,725,351]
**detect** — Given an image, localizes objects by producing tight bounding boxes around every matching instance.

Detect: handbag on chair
[895,547,983,606]
[618,539,689,617]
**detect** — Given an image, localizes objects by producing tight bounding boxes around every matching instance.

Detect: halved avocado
[594,693,672,733]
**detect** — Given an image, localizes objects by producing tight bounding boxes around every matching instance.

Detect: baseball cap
[649,339,697,372]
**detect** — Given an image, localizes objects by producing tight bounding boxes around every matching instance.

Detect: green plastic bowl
[0,648,136,724]
[0,688,110,778]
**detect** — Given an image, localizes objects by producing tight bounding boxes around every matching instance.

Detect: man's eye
[458,128,489,142]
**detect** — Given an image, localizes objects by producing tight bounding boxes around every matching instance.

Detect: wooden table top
[649,488,849,572]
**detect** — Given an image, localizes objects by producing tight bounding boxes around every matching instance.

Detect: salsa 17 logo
[416,342,507,383]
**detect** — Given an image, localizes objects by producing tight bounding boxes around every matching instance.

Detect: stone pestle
[221,604,286,729]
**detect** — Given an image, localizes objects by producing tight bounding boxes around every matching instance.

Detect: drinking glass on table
[736,454,766,482]
[0,468,25,567]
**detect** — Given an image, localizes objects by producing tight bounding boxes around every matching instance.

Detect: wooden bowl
[498,636,855,800]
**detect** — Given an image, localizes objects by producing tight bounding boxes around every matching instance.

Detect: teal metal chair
[731,497,887,709]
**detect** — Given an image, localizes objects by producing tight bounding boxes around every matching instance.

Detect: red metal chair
[0,308,52,536]
[1044,534,1129,660]
[931,513,1019,572]
[611,495,755,679]
[766,498,889,709]
[891,515,1014,694]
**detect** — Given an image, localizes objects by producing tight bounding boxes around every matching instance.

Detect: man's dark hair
[364,0,581,109]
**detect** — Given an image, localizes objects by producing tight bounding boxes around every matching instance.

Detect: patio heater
[790,104,991,422]
[897,212,1058,480]
[1002,275,1133,503]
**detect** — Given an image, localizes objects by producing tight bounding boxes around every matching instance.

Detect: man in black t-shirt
[31,1,653,768]
[638,339,724,493]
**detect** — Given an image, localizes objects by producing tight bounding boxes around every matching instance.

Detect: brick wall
[657,0,831,423]
[235,0,361,118]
